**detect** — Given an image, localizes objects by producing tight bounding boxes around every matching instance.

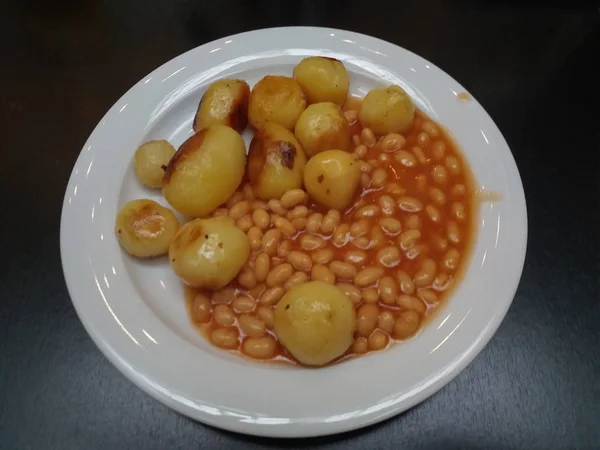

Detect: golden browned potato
[163,125,246,217]
[133,140,176,188]
[248,76,307,130]
[193,79,250,133]
[359,85,415,135]
[293,56,349,105]
[303,150,360,210]
[169,217,250,289]
[115,199,180,257]
[294,102,351,157]
[274,281,356,366]
[248,122,307,200]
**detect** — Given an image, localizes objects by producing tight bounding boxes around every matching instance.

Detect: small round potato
[303,150,361,210]
[134,140,176,188]
[193,79,250,133]
[274,281,356,366]
[294,102,351,157]
[169,217,250,290]
[163,125,246,217]
[293,56,350,105]
[248,76,307,130]
[115,199,180,258]
[248,122,307,200]
[359,85,415,135]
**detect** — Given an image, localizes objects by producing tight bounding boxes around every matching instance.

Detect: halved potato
[294,102,350,157]
[133,140,176,188]
[248,76,307,130]
[359,85,415,135]
[248,122,307,200]
[163,125,246,217]
[115,199,180,257]
[193,79,250,133]
[293,57,349,105]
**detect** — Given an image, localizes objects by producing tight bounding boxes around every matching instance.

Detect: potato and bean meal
[115,56,475,366]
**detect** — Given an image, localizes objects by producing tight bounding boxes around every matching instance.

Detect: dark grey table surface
[1,1,599,449]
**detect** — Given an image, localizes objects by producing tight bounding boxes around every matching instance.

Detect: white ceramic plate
[60,27,527,437]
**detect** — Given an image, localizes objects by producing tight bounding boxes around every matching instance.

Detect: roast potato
[133,140,176,188]
[248,122,307,200]
[115,199,180,257]
[193,79,250,133]
[169,216,250,289]
[248,76,307,130]
[293,56,349,105]
[294,102,351,157]
[303,149,360,210]
[163,125,246,217]
[274,281,356,366]
[359,85,415,135]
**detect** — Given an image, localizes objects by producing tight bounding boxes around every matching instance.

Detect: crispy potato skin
[293,57,350,105]
[115,199,180,258]
[193,79,250,133]
[248,76,307,130]
[359,85,415,135]
[247,122,307,200]
[294,102,350,157]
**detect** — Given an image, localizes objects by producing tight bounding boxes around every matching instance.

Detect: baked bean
[266,263,293,287]
[214,304,235,327]
[291,217,307,231]
[274,216,296,237]
[368,330,389,351]
[226,192,244,208]
[252,209,270,230]
[361,128,376,147]
[364,289,379,304]
[357,304,379,336]
[422,121,440,137]
[418,289,438,305]
[376,246,401,268]
[352,337,368,354]
[344,109,358,123]
[344,250,368,265]
[369,227,386,248]
[312,248,334,264]
[211,327,239,349]
[431,141,446,160]
[398,229,421,249]
[397,295,426,315]
[320,214,338,235]
[444,248,460,270]
[350,219,370,238]
[371,169,388,187]
[354,144,367,159]
[252,200,269,211]
[287,251,312,271]
[379,153,390,162]
[267,199,288,216]
[242,183,255,200]
[238,268,257,289]
[190,294,212,323]
[433,272,451,291]
[360,161,373,173]
[300,234,325,251]
[254,253,270,282]
[414,258,436,287]
[236,214,253,232]
[360,173,371,188]
[238,314,266,338]
[332,223,350,247]
[425,204,442,223]
[242,336,276,359]
[355,267,384,287]
[377,310,395,334]
[248,284,266,300]
[352,134,361,147]
[378,196,396,216]
[260,286,285,305]
[396,270,416,294]
[395,150,417,167]
[232,295,256,314]
[355,205,381,219]
[284,271,309,290]
[329,261,357,279]
[352,236,371,249]
[387,182,406,195]
[306,213,323,234]
[417,131,430,147]
[277,240,292,258]
[432,165,448,184]
[393,310,421,339]
[256,306,275,328]
[412,146,428,164]
[415,174,428,191]
[311,264,336,284]
[337,283,362,306]
[447,221,460,244]
[405,244,426,260]
[280,189,307,209]
[367,159,380,168]
[452,184,466,197]
[433,234,449,252]
[211,287,236,304]
[429,187,446,206]
[397,196,423,212]
[380,133,406,152]
[213,208,229,217]
[247,226,263,250]
[452,202,466,221]
[379,217,402,234]
[229,200,250,220]
[445,155,460,175]
[287,205,309,220]
[378,276,398,305]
